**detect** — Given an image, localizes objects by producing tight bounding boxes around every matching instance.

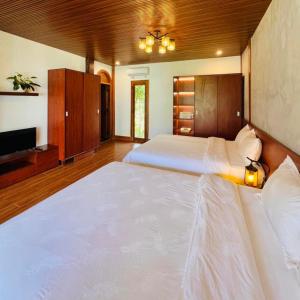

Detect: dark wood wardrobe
[48,69,100,161]
[195,74,243,140]
[174,73,243,140]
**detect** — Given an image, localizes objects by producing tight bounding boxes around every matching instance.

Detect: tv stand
[0,145,58,189]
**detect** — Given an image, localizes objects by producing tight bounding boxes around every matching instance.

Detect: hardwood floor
[0,141,135,224]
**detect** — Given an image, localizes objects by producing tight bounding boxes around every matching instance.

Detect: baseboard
[113,135,133,142]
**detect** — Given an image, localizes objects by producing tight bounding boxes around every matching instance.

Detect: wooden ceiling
[0,0,271,65]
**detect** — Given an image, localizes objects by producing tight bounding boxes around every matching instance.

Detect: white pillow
[262,156,300,271]
[235,125,252,144]
[238,134,262,164]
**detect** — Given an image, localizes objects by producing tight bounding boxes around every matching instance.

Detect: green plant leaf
[7,73,40,91]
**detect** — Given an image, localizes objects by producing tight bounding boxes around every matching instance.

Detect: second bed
[124,134,249,182]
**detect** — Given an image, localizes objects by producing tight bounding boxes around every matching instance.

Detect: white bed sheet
[0,162,264,300]
[239,185,300,300]
[123,134,245,182]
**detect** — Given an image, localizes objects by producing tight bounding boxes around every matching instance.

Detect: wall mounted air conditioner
[127,67,150,78]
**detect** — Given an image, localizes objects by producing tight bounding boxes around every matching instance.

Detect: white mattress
[239,186,300,300]
[0,162,265,300]
[123,134,245,182]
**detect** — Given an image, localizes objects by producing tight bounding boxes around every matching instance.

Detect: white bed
[0,162,298,300]
[123,134,246,182]
[240,187,300,300]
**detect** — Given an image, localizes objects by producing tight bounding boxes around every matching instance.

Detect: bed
[123,134,247,182]
[1,162,298,300]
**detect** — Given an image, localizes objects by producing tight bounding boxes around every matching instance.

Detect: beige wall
[241,45,250,121]
[0,30,111,146]
[251,0,300,154]
[115,57,241,138]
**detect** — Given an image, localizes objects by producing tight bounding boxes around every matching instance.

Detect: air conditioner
[127,67,150,78]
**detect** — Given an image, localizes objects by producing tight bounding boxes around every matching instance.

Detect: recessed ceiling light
[216,50,223,56]
[115,61,120,65]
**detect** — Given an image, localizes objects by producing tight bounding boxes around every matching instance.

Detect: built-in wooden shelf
[0,91,39,96]
[173,129,194,136]
[173,75,195,136]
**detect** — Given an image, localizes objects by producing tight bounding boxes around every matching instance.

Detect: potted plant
[7,73,41,93]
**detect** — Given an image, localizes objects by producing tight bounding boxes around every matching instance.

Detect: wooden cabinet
[217,74,243,140]
[48,69,100,161]
[194,73,243,140]
[194,76,218,137]
[65,70,84,158]
[0,145,59,189]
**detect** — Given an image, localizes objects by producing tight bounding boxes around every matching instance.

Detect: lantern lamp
[244,157,259,187]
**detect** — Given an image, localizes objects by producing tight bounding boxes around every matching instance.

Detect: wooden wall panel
[248,123,300,174]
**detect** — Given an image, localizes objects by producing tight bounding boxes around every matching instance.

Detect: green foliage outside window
[134,85,146,139]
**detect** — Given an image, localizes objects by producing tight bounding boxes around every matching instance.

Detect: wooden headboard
[248,123,300,174]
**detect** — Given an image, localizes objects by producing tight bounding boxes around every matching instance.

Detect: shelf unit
[173,76,195,136]
[0,91,39,96]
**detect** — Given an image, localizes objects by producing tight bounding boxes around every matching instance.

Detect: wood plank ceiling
[0,0,271,65]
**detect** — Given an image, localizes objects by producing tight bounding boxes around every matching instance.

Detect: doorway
[100,84,111,141]
[131,80,149,142]
[98,70,113,142]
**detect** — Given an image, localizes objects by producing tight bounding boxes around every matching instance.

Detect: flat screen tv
[0,128,36,156]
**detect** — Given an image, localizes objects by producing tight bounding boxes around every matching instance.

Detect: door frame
[97,69,114,141]
[100,83,112,141]
[131,80,149,142]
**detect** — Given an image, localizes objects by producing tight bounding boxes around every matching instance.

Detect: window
[131,80,149,141]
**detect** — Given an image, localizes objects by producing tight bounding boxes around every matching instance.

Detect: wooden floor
[0,141,135,224]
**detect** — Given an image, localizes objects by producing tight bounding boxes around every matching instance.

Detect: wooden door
[131,80,149,142]
[83,73,100,151]
[48,69,66,161]
[194,75,218,137]
[101,84,111,141]
[217,74,243,140]
[65,70,84,158]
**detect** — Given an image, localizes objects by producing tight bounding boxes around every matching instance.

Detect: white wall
[251,0,300,154]
[115,56,241,137]
[94,61,112,76]
[241,45,250,121]
[0,30,111,146]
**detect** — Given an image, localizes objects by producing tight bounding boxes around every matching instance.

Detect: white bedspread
[123,134,245,181]
[239,186,300,300]
[0,163,264,300]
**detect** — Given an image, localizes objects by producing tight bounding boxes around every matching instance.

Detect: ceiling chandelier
[139,30,176,54]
